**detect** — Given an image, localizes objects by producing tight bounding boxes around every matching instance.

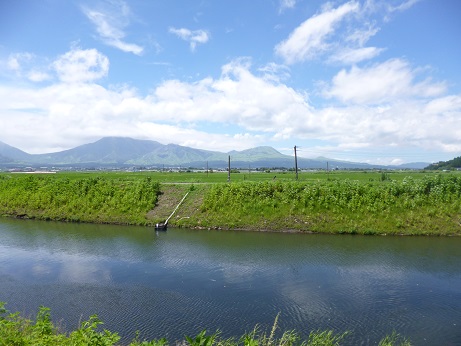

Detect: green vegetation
[0,171,460,234]
[186,174,461,235]
[0,174,161,225]
[425,155,461,170]
[0,302,411,346]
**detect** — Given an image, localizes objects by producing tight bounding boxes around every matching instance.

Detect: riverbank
[1,173,460,235]
[160,179,461,235]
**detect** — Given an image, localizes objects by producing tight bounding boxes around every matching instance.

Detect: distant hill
[33,137,164,165]
[425,156,461,170]
[0,141,33,163]
[0,137,430,170]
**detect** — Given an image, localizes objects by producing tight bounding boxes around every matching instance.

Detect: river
[0,218,460,345]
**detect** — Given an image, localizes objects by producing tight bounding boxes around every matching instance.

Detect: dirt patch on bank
[146,184,206,225]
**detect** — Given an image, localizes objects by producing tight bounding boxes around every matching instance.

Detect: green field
[1,170,460,235]
[15,168,456,183]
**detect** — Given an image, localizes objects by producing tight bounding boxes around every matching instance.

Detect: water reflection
[0,218,460,345]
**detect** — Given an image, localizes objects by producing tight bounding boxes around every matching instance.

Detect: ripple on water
[1,221,461,345]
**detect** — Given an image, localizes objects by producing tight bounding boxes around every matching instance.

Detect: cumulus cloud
[0,53,311,153]
[82,0,143,55]
[323,59,447,104]
[5,53,51,82]
[27,71,51,82]
[169,27,210,51]
[53,48,109,83]
[1,47,460,161]
[148,58,313,137]
[275,1,359,64]
[7,53,33,71]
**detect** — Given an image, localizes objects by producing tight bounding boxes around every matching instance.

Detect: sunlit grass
[1,171,460,234]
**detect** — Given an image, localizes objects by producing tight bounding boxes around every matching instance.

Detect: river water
[0,218,460,345]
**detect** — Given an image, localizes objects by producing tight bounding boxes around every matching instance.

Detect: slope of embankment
[1,173,460,235]
[165,178,461,235]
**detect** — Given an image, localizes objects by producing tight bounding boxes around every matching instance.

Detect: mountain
[0,141,33,163]
[33,137,163,165]
[129,143,220,166]
[397,162,432,170]
[0,137,430,170]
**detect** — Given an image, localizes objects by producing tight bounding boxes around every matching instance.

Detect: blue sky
[1,0,460,164]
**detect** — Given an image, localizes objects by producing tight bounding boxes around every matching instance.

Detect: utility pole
[228,155,231,182]
[206,161,209,178]
[294,145,298,181]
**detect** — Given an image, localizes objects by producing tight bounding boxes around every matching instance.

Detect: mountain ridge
[0,137,429,170]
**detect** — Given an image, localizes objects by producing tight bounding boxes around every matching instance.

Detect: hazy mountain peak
[0,140,31,161]
[0,137,431,169]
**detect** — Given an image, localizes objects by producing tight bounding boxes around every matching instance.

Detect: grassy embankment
[184,174,461,235]
[0,174,162,225]
[0,171,460,234]
[0,303,411,346]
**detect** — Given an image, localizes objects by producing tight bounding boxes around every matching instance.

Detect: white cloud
[323,59,447,104]
[7,54,29,71]
[275,1,359,64]
[329,46,384,64]
[275,1,424,67]
[290,98,461,158]
[258,62,291,83]
[149,58,313,135]
[27,70,51,82]
[53,48,109,83]
[0,55,310,153]
[424,95,461,115]
[388,0,421,13]
[82,0,143,55]
[169,27,210,51]
[5,53,51,82]
[347,24,379,45]
[279,0,296,13]
[1,49,460,162]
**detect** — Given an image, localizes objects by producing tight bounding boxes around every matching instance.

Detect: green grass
[80,169,458,185]
[0,174,162,225]
[180,174,461,235]
[0,303,411,346]
[1,171,460,234]
[3,169,457,184]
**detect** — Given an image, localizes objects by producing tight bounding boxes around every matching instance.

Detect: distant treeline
[425,156,461,170]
